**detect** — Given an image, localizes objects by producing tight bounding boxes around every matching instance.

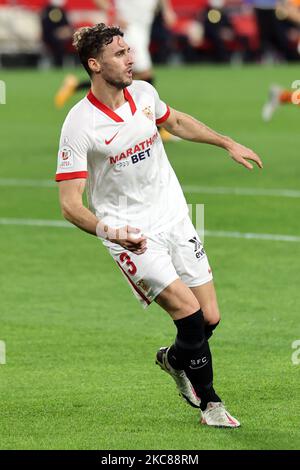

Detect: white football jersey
[56,81,188,235]
[114,0,159,27]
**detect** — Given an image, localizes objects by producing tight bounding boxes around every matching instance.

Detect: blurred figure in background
[173,1,252,64]
[150,7,175,64]
[203,0,233,63]
[114,0,176,83]
[200,0,245,63]
[250,0,299,61]
[262,0,300,120]
[41,0,73,67]
[115,0,178,141]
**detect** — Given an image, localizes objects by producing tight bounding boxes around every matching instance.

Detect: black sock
[167,310,221,410]
[205,320,220,340]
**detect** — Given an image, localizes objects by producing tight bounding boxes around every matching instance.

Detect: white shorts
[102,216,213,309]
[124,24,152,73]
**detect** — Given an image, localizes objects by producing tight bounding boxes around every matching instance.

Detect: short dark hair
[73,23,124,76]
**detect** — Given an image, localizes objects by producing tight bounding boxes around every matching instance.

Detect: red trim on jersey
[87,88,137,122]
[156,105,170,125]
[55,171,88,182]
[87,90,124,122]
[123,88,137,115]
[117,261,151,305]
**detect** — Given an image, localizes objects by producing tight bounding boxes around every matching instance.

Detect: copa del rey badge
[59,146,73,169]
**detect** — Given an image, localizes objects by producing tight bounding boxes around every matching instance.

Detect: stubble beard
[104,75,133,90]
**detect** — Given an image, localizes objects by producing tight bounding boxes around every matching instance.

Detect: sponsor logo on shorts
[188,236,206,259]
[136,279,151,294]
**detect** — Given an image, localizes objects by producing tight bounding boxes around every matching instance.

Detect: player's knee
[202,304,221,325]
[178,299,200,317]
[157,282,200,318]
[207,313,221,326]
[167,301,199,319]
[172,285,200,316]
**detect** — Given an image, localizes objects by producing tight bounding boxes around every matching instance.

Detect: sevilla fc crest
[142,106,154,121]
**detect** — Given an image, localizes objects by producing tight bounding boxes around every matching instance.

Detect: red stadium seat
[171,0,208,19]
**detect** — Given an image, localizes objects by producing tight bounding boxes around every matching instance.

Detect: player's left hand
[227,142,263,170]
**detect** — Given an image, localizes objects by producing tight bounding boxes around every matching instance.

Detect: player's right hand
[109,225,147,255]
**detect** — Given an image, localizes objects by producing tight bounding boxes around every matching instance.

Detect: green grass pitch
[0,65,299,450]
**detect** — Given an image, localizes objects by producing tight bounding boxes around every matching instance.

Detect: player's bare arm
[163,107,263,171]
[58,179,147,254]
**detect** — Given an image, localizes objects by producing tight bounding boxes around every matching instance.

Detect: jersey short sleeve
[152,85,170,125]
[55,111,90,182]
[139,81,170,125]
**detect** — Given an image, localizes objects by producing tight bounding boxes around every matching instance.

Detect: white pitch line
[0,178,55,188]
[0,178,300,198]
[182,185,300,198]
[0,218,300,243]
[0,218,71,228]
[205,230,300,243]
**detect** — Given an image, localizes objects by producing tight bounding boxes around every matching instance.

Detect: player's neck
[91,80,126,111]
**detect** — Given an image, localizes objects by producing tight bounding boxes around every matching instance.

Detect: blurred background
[0,0,300,67]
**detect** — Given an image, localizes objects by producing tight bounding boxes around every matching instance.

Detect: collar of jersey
[87,88,137,122]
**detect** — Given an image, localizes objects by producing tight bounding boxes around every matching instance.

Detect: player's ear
[88,58,101,74]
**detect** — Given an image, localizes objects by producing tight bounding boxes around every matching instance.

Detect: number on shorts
[119,252,137,276]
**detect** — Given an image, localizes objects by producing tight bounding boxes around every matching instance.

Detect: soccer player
[41,0,73,68]
[262,83,300,121]
[262,0,300,121]
[56,24,263,427]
